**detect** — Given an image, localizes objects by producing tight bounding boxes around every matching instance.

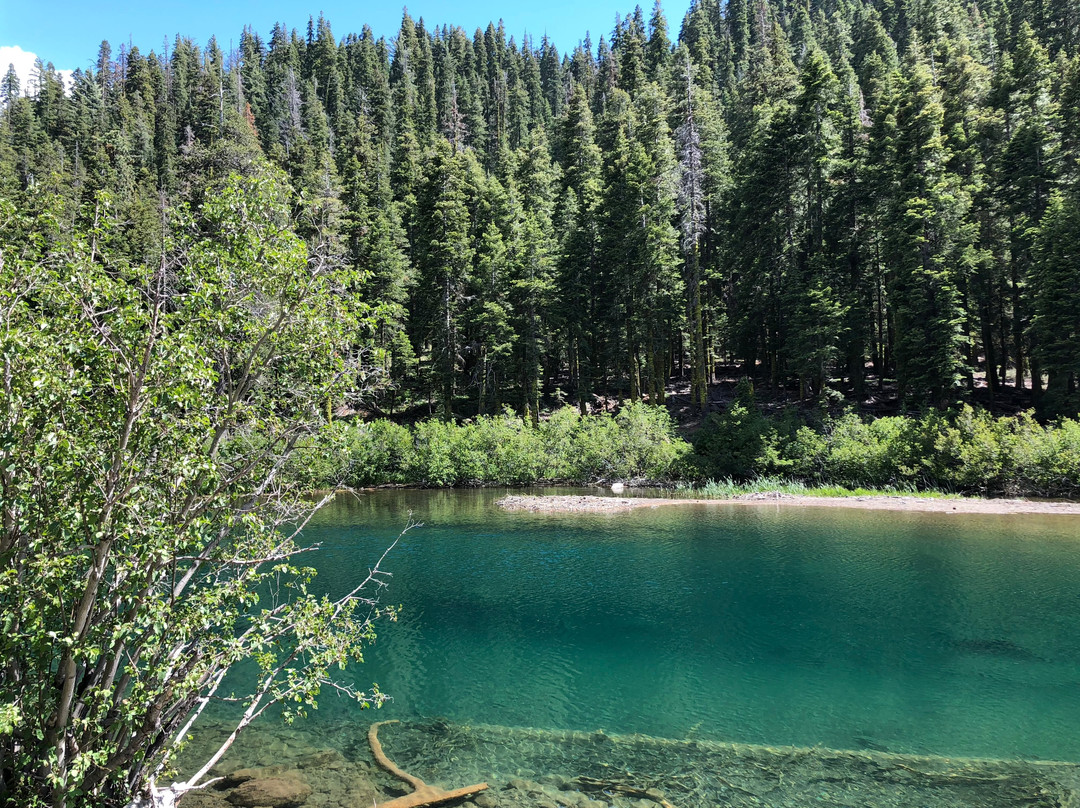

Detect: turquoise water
[295,490,1080,762]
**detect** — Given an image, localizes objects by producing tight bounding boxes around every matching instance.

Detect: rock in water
[223,765,290,786]
[226,776,312,808]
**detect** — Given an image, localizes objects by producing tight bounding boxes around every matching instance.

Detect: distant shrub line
[286,402,687,488]
[692,382,1080,498]
[286,397,1080,499]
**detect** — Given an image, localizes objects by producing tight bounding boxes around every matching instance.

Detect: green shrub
[689,399,1080,497]
[612,402,691,480]
[289,403,1080,497]
[407,419,462,486]
[929,406,1010,493]
[344,419,414,486]
[537,406,584,481]
[468,411,548,484]
[319,404,693,487]
[691,401,775,480]
[1012,414,1080,497]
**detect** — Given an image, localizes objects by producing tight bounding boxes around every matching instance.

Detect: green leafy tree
[0,168,394,808]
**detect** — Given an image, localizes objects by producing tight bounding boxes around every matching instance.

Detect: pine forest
[3,0,1080,422]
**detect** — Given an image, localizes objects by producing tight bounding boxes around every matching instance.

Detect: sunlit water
[271,489,1080,764]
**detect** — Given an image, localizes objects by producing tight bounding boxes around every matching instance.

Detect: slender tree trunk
[982,311,998,400]
[1011,272,1025,392]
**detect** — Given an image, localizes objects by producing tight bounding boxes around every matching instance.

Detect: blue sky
[1,0,692,87]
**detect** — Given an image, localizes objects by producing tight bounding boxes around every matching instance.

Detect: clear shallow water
[286,490,1080,762]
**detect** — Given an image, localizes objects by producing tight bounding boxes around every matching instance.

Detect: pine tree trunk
[982,315,998,400]
[478,354,487,415]
[690,255,707,412]
[1011,256,1025,392]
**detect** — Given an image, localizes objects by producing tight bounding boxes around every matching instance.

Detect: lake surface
[290,489,1080,764]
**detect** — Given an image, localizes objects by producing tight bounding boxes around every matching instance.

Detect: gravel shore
[495,493,1080,515]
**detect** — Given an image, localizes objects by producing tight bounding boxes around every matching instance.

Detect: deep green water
[288,490,1080,762]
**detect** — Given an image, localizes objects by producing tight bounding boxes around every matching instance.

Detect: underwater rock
[223,765,291,786]
[505,778,545,794]
[552,790,590,808]
[176,791,232,808]
[226,775,313,808]
[297,749,346,770]
[563,797,588,808]
[471,792,500,808]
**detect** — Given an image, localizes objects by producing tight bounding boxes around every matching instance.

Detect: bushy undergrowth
[690,398,1080,498]
[286,402,692,488]
[287,395,1080,498]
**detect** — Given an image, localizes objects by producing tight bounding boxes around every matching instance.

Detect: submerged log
[368,721,488,808]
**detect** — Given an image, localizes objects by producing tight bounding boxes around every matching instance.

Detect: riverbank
[496,493,1080,515]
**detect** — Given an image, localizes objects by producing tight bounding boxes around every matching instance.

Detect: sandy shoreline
[496,493,1080,516]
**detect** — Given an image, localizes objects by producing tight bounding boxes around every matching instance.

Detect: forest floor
[662,361,1040,432]
[496,494,1080,516]
[375,361,1040,430]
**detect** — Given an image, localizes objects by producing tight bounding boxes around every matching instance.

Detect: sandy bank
[496,493,1080,516]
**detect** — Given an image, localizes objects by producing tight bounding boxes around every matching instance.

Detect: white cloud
[0,45,74,95]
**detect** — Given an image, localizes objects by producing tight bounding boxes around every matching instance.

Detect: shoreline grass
[673,477,963,500]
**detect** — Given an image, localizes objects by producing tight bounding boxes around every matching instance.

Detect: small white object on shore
[610,482,625,493]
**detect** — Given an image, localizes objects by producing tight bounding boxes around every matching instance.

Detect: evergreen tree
[615,8,649,96]
[557,85,604,412]
[413,138,474,417]
[884,58,974,405]
[785,47,847,399]
[1031,190,1080,416]
[511,134,559,422]
[647,1,673,84]
[1,64,20,111]
[996,23,1060,395]
[631,83,682,404]
[675,48,709,411]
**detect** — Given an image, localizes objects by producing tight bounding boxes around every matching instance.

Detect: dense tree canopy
[1,0,1078,423]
